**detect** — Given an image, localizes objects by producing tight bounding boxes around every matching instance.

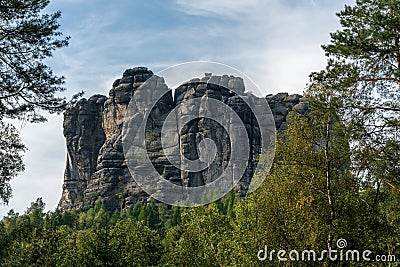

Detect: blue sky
[0,0,354,217]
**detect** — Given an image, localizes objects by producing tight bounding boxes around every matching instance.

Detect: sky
[0,0,354,217]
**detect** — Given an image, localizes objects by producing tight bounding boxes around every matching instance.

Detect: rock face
[60,95,106,209]
[58,67,307,212]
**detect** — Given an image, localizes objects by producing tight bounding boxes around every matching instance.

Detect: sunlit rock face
[58,67,307,213]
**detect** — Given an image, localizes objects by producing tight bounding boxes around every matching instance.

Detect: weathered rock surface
[59,95,107,210]
[58,67,308,212]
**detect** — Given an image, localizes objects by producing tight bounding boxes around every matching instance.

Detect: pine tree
[0,120,25,203]
[0,0,82,121]
[309,0,400,194]
[0,0,82,203]
[307,0,400,257]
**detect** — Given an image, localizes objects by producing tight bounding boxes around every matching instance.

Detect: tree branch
[0,84,26,100]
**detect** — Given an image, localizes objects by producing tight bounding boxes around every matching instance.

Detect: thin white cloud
[175,0,261,18]
[173,0,355,94]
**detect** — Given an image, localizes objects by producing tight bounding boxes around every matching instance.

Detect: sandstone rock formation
[58,67,307,212]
